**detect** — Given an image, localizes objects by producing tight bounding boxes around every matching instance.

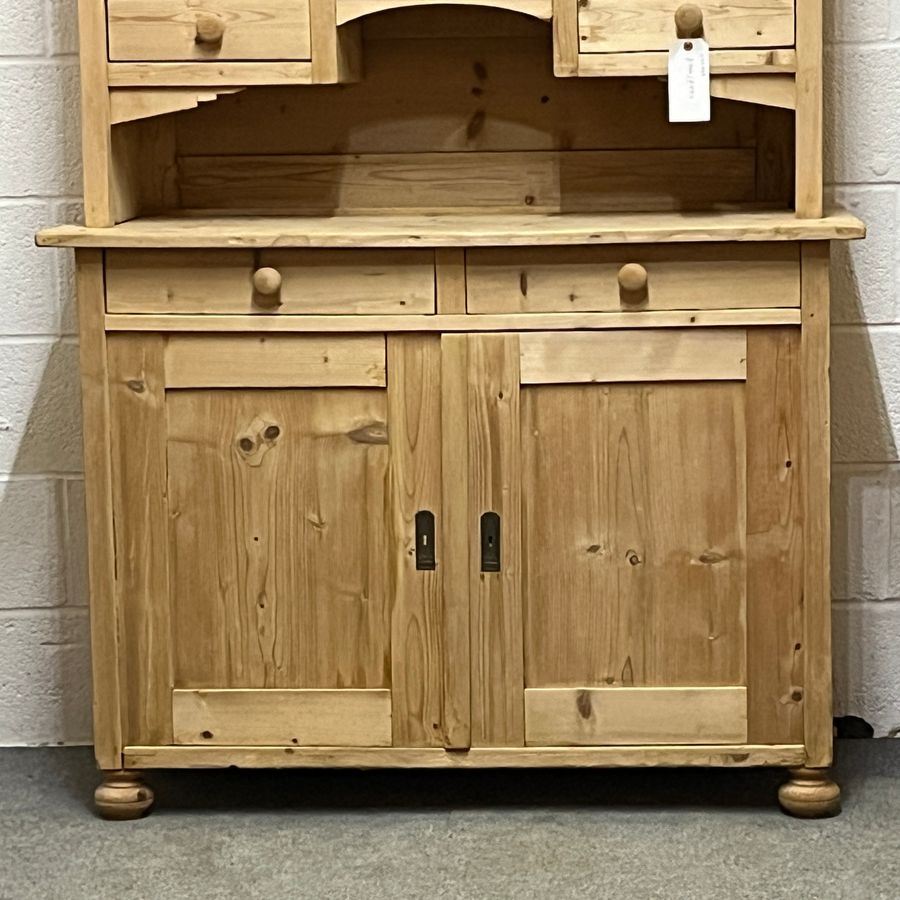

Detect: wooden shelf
[38,209,865,249]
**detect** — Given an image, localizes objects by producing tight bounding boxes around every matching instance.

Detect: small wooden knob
[618,263,649,297]
[195,12,226,45]
[674,4,704,39]
[252,267,282,308]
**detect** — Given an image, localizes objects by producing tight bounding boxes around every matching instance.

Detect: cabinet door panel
[467,328,801,748]
[109,333,462,749]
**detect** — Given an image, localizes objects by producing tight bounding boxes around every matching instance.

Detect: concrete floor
[0,742,898,900]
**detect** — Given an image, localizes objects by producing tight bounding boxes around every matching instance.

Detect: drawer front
[578,0,795,53]
[466,244,800,314]
[106,250,436,315]
[107,0,311,62]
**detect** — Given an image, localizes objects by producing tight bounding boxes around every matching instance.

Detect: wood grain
[75,253,122,768]
[108,60,314,86]
[177,149,756,214]
[524,687,748,745]
[105,309,803,332]
[172,689,391,745]
[518,329,747,384]
[387,336,447,746]
[435,249,467,315]
[575,48,796,76]
[125,743,807,769]
[167,386,391,690]
[37,209,866,249]
[164,335,386,387]
[578,0,794,52]
[710,75,796,110]
[468,335,525,746]
[466,243,800,313]
[801,243,832,766]
[77,0,114,225]
[337,0,551,24]
[107,334,173,746]
[795,0,823,216]
[522,380,746,688]
[106,249,436,315]
[746,328,804,743]
[107,0,312,61]
[440,335,471,748]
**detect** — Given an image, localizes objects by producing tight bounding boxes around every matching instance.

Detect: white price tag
[668,38,710,123]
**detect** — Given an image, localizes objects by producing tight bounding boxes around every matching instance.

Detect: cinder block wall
[0,2,897,745]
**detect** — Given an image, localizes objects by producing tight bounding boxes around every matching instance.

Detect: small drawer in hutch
[105,249,436,315]
[465,243,800,313]
[577,0,795,53]
[106,0,311,62]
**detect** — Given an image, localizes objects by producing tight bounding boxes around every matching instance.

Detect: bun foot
[94,770,154,820]
[778,767,841,818]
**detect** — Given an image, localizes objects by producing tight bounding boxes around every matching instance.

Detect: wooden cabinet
[41,0,864,819]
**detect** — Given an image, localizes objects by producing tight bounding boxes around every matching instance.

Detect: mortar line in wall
[825,39,900,50]
[0,56,78,66]
[831,323,900,332]
[832,598,900,608]
[832,461,900,470]
[0,607,89,618]
[0,473,84,482]
[0,335,78,344]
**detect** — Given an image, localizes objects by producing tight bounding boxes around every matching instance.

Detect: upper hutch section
[67,1,826,231]
[102,0,802,82]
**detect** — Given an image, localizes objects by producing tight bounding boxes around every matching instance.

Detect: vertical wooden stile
[75,251,122,768]
[468,335,524,746]
[77,0,114,225]
[435,250,467,315]
[107,334,173,746]
[552,0,580,76]
[745,328,804,743]
[387,335,446,746]
[800,243,832,766]
[440,335,472,747]
[795,0,824,216]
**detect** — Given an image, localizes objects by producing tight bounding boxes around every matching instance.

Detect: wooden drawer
[465,244,800,314]
[107,0,311,62]
[578,0,795,53]
[105,250,436,315]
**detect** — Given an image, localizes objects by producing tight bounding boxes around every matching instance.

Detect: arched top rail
[335,0,553,26]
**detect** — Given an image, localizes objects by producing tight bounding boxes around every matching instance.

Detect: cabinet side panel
[388,336,447,746]
[107,334,173,746]
[801,243,832,765]
[468,335,525,746]
[746,328,804,743]
[76,251,122,768]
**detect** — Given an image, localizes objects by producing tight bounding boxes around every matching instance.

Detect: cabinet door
[108,333,465,749]
[467,329,803,748]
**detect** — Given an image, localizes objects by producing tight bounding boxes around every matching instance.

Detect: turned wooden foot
[778,767,841,818]
[94,771,154,820]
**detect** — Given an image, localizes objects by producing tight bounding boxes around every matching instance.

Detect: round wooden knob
[618,263,649,296]
[674,4,704,39]
[252,267,282,308]
[195,12,226,45]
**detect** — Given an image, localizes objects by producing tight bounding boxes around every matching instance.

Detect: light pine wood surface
[578,0,794,53]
